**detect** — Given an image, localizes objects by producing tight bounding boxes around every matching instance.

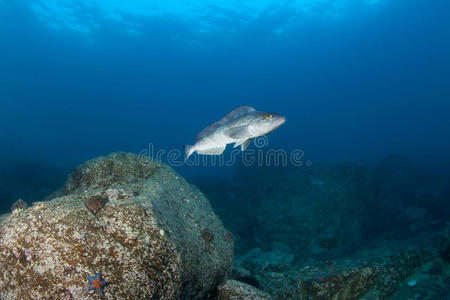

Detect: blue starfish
[87,272,109,296]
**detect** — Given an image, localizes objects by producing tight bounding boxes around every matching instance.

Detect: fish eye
[265,114,272,120]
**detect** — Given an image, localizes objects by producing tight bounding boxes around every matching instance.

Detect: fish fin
[196,106,256,142]
[221,106,256,121]
[196,145,226,155]
[233,138,253,150]
[184,145,195,161]
[224,125,252,139]
[233,138,247,148]
[241,139,253,151]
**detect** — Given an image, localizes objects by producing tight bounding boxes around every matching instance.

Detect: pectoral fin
[224,125,251,139]
[241,139,252,151]
[233,138,247,148]
[234,138,253,151]
[197,145,226,155]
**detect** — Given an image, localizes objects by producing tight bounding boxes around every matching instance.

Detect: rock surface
[232,231,450,300]
[10,199,27,212]
[195,158,450,299]
[61,152,160,195]
[199,163,371,257]
[296,248,426,300]
[251,164,368,257]
[217,280,273,300]
[0,152,233,299]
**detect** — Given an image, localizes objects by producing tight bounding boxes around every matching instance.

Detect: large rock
[61,152,160,195]
[217,280,273,300]
[0,152,234,299]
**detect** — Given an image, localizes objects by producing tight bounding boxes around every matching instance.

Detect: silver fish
[184,106,286,160]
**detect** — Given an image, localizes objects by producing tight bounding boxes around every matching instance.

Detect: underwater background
[1,0,450,299]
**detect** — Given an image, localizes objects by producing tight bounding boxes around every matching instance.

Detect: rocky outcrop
[197,164,370,257]
[253,164,368,257]
[217,280,273,300]
[61,152,160,195]
[0,152,233,299]
[233,239,436,299]
[197,158,450,299]
[297,249,427,300]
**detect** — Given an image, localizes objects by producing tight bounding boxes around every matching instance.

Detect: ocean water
[1,0,450,298]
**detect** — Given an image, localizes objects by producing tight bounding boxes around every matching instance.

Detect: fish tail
[184,145,195,161]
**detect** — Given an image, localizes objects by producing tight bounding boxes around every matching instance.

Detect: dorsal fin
[196,106,256,142]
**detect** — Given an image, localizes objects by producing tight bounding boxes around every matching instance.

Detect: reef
[0,152,234,299]
[232,230,450,299]
[199,163,369,257]
[196,157,450,299]
[1,153,449,299]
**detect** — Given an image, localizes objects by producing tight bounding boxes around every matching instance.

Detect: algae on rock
[217,280,273,300]
[0,152,233,299]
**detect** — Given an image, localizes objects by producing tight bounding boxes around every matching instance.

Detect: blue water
[1,0,449,209]
[1,2,450,298]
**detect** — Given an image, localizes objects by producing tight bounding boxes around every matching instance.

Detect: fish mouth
[273,115,286,129]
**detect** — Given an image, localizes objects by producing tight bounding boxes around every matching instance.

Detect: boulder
[217,280,273,300]
[0,152,233,299]
[61,152,159,195]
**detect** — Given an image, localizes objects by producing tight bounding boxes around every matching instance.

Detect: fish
[184,106,286,160]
